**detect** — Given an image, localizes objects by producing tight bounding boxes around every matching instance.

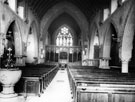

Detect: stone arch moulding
[89,22,99,59]
[5,18,23,56]
[110,20,119,37]
[40,1,89,46]
[110,20,121,59]
[102,21,119,58]
[27,21,39,58]
[121,5,135,62]
[102,23,113,58]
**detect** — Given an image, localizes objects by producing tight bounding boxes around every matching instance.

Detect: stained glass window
[56,26,73,46]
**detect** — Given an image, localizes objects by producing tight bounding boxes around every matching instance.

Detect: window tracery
[56,26,73,47]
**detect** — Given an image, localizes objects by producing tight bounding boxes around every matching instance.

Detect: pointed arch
[121,5,135,61]
[110,20,119,36]
[89,23,100,59]
[102,22,118,58]
[40,1,89,46]
[5,19,23,56]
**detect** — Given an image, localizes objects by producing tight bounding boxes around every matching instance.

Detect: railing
[45,45,82,64]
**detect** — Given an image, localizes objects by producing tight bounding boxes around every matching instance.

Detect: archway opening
[1,21,16,67]
[48,12,80,46]
[40,2,89,46]
[109,23,120,67]
[45,12,82,64]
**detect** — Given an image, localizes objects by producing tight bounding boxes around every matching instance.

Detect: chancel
[0,0,135,102]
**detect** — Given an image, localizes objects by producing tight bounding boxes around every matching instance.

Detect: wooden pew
[67,66,135,102]
[16,64,58,97]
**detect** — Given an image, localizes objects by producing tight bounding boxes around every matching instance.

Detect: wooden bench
[15,65,58,97]
[67,66,135,102]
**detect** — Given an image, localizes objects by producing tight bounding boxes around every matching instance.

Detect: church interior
[0,0,135,102]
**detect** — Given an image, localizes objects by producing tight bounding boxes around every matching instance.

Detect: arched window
[56,26,73,46]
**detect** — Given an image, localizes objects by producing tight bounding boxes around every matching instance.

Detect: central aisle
[26,69,73,102]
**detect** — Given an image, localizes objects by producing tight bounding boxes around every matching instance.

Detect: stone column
[0,33,5,68]
[0,33,5,56]
[15,55,23,66]
[99,57,110,69]
[22,55,26,66]
[33,57,38,64]
[121,59,129,73]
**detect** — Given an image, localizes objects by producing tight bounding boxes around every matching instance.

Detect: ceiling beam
[34,0,45,13]
[29,0,40,16]
[31,0,39,8]
[40,0,58,19]
[28,0,110,21]
[27,0,32,6]
[37,0,52,19]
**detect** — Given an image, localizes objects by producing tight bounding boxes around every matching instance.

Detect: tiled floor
[25,69,73,102]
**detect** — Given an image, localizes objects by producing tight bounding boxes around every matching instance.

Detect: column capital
[121,58,130,62]
[99,58,110,69]
[121,59,129,73]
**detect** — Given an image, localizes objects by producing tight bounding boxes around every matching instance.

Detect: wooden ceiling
[27,0,110,21]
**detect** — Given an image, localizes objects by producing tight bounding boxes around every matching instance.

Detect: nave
[0,0,135,102]
[25,68,73,102]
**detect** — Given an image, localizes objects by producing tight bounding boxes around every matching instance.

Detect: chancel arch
[40,1,89,48]
[48,12,79,46]
[45,21,82,64]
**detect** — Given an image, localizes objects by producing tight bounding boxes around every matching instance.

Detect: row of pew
[15,64,58,97]
[67,66,135,102]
